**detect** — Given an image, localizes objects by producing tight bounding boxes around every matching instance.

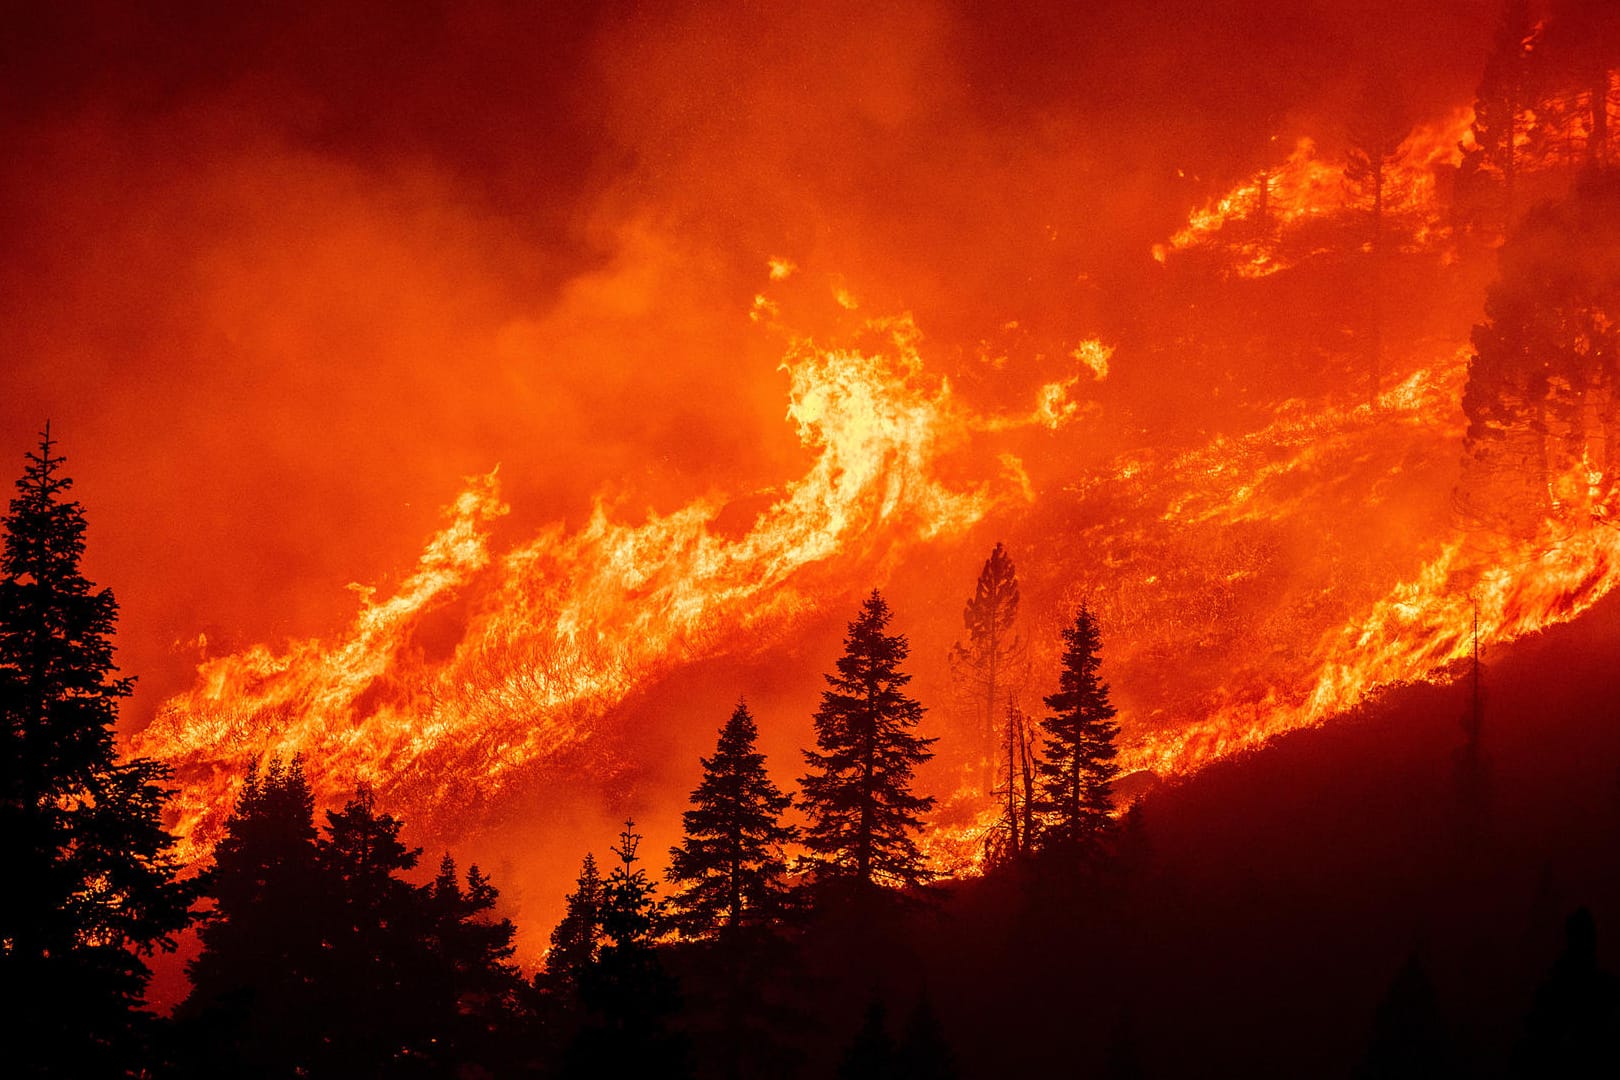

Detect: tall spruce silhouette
[1036,605,1121,852]
[668,700,796,936]
[546,852,603,994]
[0,426,193,1077]
[800,590,936,892]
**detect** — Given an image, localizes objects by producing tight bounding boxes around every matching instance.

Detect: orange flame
[134,315,1066,856]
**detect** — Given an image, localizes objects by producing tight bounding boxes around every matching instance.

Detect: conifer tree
[950,543,1024,790]
[1036,605,1121,852]
[178,756,327,1077]
[800,590,936,892]
[0,426,193,1077]
[569,822,685,1077]
[667,700,796,936]
[546,852,603,990]
[427,854,529,1074]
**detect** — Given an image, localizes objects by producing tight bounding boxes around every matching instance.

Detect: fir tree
[1036,605,1121,853]
[800,590,937,892]
[177,756,327,1078]
[427,854,530,1075]
[667,700,796,937]
[950,543,1025,791]
[0,426,193,1077]
[545,852,603,991]
[569,822,685,1077]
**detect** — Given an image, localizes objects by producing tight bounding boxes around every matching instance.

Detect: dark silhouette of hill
[820,587,1620,1079]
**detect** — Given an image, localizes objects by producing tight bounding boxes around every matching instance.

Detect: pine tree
[0,426,194,1077]
[800,590,937,892]
[1036,605,1121,853]
[667,700,796,937]
[950,543,1024,791]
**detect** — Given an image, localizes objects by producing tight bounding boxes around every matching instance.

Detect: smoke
[0,0,1510,960]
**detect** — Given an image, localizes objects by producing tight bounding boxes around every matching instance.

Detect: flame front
[135,319,1032,854]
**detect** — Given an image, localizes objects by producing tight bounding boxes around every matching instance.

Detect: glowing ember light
[1072,338,1113,381]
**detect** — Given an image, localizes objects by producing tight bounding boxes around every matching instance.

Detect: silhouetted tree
[668,700,796,937]
[178,756,327,1078]
[800,590,937,893]
[1460,0,1537,228]
[1359,953,1459,1080]
[0,426,194,1077]
[569,822,686,1077]
[1457,173,1620,533]
[896,993,957,1080]
[426,854,531,1074]
[1517,908,1620,1076]
[950,543,1025,789]
[1343,75,1414,402]
[1344,78,1414,254]
[987,697,1038,867]
[1036,605,1121,853]
[546,852,603,993]
[838,999,896,1080]
[311,785,445,1075]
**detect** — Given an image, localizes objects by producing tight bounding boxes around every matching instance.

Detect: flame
[134,315,1058,856]
[1159,110,1473,274]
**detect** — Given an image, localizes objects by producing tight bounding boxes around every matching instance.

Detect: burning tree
[1460,0,1538,228]
[799,590,937,894]
[667,700,797,937]
[1458,171,1620,534]
[950,542,1026,791]
[1035,605,1121,854]
[0,427,194,1077]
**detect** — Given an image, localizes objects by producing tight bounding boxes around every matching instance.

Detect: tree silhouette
[838,999,896,1080]
[1517,907,1620,1076]
[986,697,1039,868]
[178,756,327,1078]
[950,543,1024,790]
[1460,0,1537,229]
[426,854,530,1075]
[668,700,797,937]
[181,765,530,1077]
[1036,605,1121,853]
[568,822,686,1077]
[546,852,604,994]
[896,993,958,1080]
[1343,74,1413,403]
[1359,953,1459,1080]
[0,426,194,1077]
[800,590,937,893]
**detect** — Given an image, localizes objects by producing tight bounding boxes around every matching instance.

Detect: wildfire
[134,314,1068,856]
[1158,109,1474,275]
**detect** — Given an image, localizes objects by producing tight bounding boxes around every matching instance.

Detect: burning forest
[5,1,1620,1077]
